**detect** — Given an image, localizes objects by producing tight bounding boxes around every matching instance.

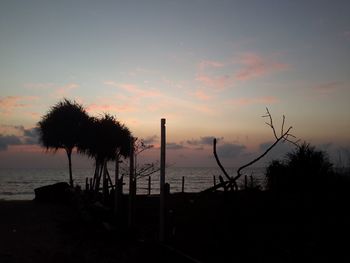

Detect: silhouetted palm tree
[37,99,90,187]
[78,114,131,192]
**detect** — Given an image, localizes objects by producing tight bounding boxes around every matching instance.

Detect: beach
[0,200,82,263]
[0,198,202,263]
[1,189,350,263]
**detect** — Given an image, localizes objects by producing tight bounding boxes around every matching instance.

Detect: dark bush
[265,143,334,193]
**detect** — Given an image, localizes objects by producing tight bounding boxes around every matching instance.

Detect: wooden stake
[148,176,151,195]
[182,176,185,193]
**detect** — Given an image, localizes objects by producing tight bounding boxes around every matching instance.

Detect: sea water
[0,167,265,200]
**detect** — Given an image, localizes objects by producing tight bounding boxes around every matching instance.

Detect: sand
[0,199,190,263]
[0,201,83,263]
[2,191,350,263]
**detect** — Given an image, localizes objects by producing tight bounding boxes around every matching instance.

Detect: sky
[1,0,350,169]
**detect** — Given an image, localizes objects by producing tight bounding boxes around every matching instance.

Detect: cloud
[143,135,158,145]
[23,127,39,145]
[187,136,223,146]
[0,135,22,150]
[313,81,341,95]
[235,53,289,81]
[0,124,24,135]
[191,89,212,100]
[226,96,279,107]
[86,103,135,114]
[195,52,289,91]
[55,83,79,97]
[167,142,185,150]
[195,73,231,90]
[0,96,38,115]
[104,81,162,98]
[216,143,246,158]
[0,125,39,150]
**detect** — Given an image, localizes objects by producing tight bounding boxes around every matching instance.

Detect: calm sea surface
[0,167,265,200]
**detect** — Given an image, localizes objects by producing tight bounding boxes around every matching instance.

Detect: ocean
[0,166,265,200]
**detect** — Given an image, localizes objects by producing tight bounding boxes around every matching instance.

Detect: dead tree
[120,138,160,191]
[204,108,300,193]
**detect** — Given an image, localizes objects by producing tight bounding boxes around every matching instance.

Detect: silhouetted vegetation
[38,100,131,192]
[265,142,334,193]
[206,108,299,192]
[78,114,131,194]
[120,138,160,180]
[33,103,350,262]
[37,99,90,186]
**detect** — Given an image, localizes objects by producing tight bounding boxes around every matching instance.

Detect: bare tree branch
[281,115,285,136]
[234,108,299,183]
[204,107,300,193]
[213,138,231,181]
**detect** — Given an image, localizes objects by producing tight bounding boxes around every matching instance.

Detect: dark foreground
[1,189,350,263]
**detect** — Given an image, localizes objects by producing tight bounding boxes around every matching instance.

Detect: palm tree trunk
[93,160,99,190]
[66,148,73,187]
[114,155,122,216]
[103,160,108,201]
[95,161,103,192]
[115,155,120,187]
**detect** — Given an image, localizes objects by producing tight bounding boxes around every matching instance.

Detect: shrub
[265,143,334,193]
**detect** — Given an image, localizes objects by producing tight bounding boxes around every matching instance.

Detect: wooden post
[148,176,151,195]
[128,137,135,228]
[213,175,216,187]
[160,118,166,242]
[85,177,89,191]
[89,178,93,191]
[182,176,185,193]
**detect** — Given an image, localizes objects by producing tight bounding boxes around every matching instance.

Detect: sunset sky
[1,0,350,168]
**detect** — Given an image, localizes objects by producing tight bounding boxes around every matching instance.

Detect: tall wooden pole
[160,118,166,242]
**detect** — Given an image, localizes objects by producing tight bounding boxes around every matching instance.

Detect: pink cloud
[0,96,38,115]
[192,89,212,100]
[195,52,289,90]
[86,103,135,114]
[235,53,289,81]
[196,73,231,90]
[226,96,279,106]
[104,81,162,98]
[55,83,79,97]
